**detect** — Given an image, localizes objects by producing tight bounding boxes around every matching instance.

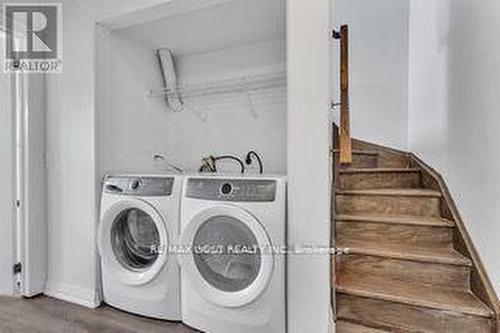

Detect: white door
[18,71,47,297]
[0,29,46,297]
[0,31,16,295]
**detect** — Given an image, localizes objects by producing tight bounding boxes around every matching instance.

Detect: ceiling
[117,0,286,56]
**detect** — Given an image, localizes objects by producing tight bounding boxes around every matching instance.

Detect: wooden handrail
[335,25,352,164]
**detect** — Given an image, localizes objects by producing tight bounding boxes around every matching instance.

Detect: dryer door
[180,205,273,308]
[98,199,169,286]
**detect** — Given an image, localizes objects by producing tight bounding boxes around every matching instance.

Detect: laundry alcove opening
[96,0,287,177]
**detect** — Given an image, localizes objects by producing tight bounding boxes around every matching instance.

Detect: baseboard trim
[44,281,101,309]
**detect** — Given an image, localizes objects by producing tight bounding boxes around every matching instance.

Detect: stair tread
[336,213,454,227]
[339,168,419,174]
[336,320,390,333]
[337,277,493,318]
[337,188,442,197]
[337,240,472,266]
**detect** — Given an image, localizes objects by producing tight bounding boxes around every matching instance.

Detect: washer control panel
[186,178,276,202]
[104,176,174,196]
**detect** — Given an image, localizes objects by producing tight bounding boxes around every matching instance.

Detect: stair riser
[336,221,453,249]
[350,142,410,168]
[336,254,471,290]
[349,154,379,169]
[337,294,494,333]
[338,172,421,190]
[376,154,411,169]
[336,194,441,217]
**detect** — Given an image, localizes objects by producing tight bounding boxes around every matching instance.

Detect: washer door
[180,205,273,308]
[98,199,169,286]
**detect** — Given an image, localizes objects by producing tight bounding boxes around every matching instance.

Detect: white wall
[43,0,100,307]
[332,0,410,150]
[45,0,204,308]
[408,0,500,296]
[42,0,179,308]
[408,0,450,168]
[287,0,332,332]
[46,6,333,333]
[98,30,287,176]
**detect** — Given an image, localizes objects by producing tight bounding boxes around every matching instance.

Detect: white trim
[14,66,26,294]
[98,0,234,31]
[0,30,16,296]
[44,281,101,309]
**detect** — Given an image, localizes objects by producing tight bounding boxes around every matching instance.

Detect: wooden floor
[0,295,198,333]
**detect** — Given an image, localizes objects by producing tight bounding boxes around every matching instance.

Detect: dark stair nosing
[336,319,392,333]
[336,242,472,267]
[339,168,419,174]
[332,149,380,156]
[336,188,442,198]
[336,280,494,318]
[335,213,455,228]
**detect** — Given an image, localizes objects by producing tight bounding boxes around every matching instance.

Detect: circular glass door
[180,206,273,307]
[98,199,169,286]
[111,208,160,271]
[193,215,262,292]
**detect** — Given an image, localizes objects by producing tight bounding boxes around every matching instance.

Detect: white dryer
[179,175,287,333]
[98,174,182,320]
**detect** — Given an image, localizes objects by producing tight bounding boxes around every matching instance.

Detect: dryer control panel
[186,178,276,202]
[104,176,174,196]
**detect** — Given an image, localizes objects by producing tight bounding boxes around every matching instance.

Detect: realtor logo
[4,3,62,73]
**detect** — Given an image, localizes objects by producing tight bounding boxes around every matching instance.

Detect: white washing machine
[97,174,182,320]
[179,175,287,333]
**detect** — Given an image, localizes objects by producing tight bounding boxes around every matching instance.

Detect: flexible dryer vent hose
[157,48,183,112]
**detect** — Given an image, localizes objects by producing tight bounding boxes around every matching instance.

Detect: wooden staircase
[333,142,498,332]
